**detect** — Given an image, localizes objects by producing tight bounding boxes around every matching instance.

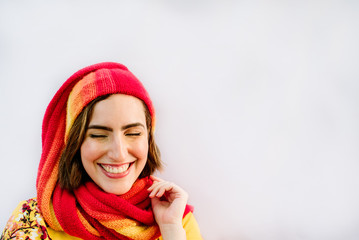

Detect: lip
[98,162,134,179]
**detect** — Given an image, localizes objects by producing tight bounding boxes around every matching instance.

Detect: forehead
[90,94,146,124]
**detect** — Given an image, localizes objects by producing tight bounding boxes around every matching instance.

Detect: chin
[102,183,133,195]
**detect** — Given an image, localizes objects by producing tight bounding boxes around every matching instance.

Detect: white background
[1,1,359,239]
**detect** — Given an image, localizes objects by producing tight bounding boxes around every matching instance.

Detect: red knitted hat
[64,62,155,139]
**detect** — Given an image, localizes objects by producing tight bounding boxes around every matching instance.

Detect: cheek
[80,140,101,163]
[133,140,149,159]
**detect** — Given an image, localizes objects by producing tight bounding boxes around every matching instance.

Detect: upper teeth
[101,164,130,174]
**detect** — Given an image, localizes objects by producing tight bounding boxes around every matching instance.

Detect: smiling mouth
[99,163,133,174]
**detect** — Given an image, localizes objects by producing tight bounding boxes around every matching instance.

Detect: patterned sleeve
[1,199,51,240]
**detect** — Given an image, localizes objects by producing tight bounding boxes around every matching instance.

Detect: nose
[108,135,128,162]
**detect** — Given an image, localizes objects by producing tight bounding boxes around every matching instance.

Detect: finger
[150,175,164,182]
[147,176,163,192]
[149,181,171,198]
[149,182,175,198]
[155,184,171,197]
[147,179,166,192]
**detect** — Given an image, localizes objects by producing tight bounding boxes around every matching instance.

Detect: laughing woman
[1,62,202,240]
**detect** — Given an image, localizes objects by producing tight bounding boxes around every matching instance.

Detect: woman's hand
[148,176,188,240]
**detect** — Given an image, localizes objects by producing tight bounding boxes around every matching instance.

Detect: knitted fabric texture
[35,62,191,239]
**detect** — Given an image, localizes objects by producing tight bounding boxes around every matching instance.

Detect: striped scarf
[36,62,191,239]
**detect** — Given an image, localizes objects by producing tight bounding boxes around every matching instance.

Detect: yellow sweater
[1,198,202,240]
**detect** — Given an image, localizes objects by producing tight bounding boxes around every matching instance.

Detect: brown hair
[58,94,162,191]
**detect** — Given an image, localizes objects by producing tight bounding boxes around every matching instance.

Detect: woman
[1,62,202,240]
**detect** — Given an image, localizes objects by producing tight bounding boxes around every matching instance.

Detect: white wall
[1,1,359,239]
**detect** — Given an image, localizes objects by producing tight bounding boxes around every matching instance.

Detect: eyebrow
[87,122,145,131]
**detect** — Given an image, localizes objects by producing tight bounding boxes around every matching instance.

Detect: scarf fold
[53,177,162,240]
[36,62,192,240]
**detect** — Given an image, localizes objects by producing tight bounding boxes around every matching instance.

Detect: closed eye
[126,133,141,136]
[89,134,107,138]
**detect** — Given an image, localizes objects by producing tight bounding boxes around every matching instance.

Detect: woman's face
[80,94,149,195]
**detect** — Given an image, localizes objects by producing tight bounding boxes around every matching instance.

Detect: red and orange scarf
[36,62,192,240]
